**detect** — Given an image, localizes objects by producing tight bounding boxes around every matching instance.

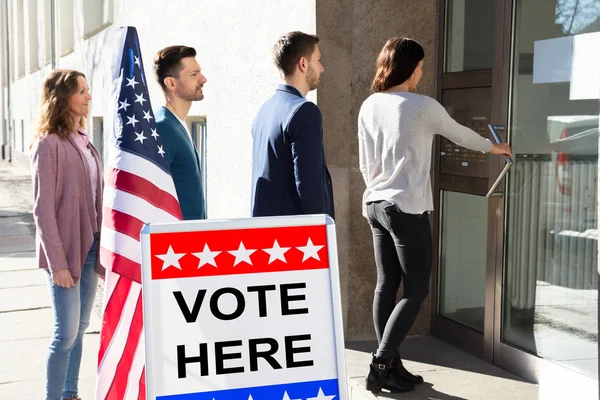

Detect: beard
[306,66,320,91]
[179,85,204,101]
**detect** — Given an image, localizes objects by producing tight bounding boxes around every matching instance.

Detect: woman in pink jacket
[30,69,104,400]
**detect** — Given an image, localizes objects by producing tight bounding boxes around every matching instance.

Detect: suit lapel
[164,108,201,169]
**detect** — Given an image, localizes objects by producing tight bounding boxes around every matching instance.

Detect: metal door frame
[432,0,599,392]
[489,0,598,392]
[430,0,504,360]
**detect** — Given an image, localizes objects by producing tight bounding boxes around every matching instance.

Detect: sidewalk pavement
[346,339,539,399]
[0,160,101,399]
[0,159,540,399]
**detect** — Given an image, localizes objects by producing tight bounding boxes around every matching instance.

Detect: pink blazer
[30,131,105,281]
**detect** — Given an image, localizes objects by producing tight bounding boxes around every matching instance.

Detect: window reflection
[555,0,600,35]
[504,0,599,378]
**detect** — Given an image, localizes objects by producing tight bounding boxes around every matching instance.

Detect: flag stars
[135,92,147,106]
[228,242,257,266]
[134,130,147,144]
[143,110,153,122]
[263,240,291,264]
[126,76,139,89]
[134,55,141,68]
[157,145,165,157]
[118,98,130,111]
[151,128,159,140]
[297,238,324,262]
[126,113,139,127]
[155,245,186,271]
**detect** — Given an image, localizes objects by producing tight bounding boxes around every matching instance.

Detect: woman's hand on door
[491,143,512,157]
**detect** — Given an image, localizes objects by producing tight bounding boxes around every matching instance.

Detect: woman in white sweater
[358,37,511,394]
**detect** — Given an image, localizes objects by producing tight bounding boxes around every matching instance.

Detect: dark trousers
[366,200,433,359]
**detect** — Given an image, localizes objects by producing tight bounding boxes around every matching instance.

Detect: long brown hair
[33,69,87,145]
[371,37,424,93]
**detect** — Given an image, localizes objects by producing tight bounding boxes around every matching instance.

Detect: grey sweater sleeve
[430,99,493,153]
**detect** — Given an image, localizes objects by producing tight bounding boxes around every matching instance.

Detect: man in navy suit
[153,45,207,220]
[251,31,335,219]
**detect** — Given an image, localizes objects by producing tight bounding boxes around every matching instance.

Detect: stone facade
[317,0,439,339]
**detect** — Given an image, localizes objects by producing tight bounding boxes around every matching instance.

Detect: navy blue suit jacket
[155,107,206,220]
[251,84,334,218]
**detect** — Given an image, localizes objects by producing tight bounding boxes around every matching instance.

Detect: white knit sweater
[358,92,493,215]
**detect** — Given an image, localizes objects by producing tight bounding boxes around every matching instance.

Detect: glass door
[431,0,498,356]
[493,0,599,393]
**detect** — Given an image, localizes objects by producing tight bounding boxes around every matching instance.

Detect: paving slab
[0,285,51,312]
[0,269,47,289]
[0,236,36,253]
[0,307,102,343]
[0,333,99,398]
[0,210,20,217]
[0,251,38,271]
[348,363,539,400]
[0,216,29,228]
[0,224,31,237]
[346,337,539,400]
[0,376,97,400]
[347,337,489,375]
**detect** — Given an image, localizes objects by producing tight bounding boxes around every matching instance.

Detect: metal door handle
[486,124,513,198]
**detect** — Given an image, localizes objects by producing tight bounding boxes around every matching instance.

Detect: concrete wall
[317,0,439,340]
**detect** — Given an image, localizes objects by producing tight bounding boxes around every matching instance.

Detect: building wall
[317,0,439,339]
[1,0,440,341]
[4,0,318,218]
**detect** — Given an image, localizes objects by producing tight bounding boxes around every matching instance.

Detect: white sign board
[141,215,348,400]
[570,32,600,100]
[533,36,573,84]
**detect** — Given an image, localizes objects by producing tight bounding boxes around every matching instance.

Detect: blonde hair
[32,69,87,145]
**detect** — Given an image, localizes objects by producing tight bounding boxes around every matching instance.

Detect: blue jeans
[45,237,99,400]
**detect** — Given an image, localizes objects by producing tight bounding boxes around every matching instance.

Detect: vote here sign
[140,215,348,400]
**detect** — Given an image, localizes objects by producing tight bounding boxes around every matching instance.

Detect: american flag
[96,27,182,400]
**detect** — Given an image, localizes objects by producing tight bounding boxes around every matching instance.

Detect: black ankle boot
[391,353,424,383]
[365,355,415,394]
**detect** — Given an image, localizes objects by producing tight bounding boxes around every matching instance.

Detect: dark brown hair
[371,37,424,92]
[272,31,320,77]
[153,45,197,91]
[33,69,87,144]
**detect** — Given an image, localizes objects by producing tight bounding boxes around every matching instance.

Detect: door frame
[432,0,599,392]
[489,0,599,392]
[430,0,508,361]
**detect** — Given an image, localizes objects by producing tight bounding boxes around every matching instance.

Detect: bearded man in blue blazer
[153,45,207,220]
[251,32,335,219]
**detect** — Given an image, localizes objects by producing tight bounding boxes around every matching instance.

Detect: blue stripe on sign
[157,378,339,400]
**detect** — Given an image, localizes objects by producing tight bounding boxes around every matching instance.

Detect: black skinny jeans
[366,200,433,360]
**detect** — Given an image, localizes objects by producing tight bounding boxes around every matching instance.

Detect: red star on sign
[150,225,329,280]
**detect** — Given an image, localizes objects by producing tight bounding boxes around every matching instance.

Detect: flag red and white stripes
[96,26,182,400]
